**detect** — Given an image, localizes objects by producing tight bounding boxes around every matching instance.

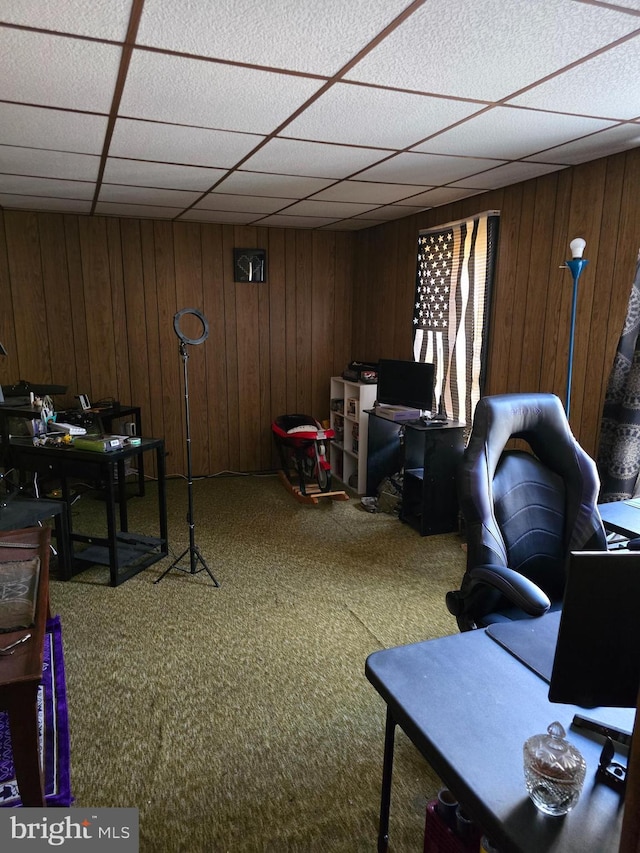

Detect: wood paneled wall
[1,147,638,474]
[0,215,353,476]
[352,148,640,459]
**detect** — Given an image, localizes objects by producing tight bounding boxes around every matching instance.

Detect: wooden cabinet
[329,377,378,494]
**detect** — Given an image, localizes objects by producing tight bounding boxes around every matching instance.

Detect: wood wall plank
[2,147,639,472]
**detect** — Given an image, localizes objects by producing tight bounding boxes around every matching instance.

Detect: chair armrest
[468,564,551,616]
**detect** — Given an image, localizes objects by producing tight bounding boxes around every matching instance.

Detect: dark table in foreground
[598,499,640,539]
[0,526,50,806]
[365,620,631,853]
[10,438,168,586]
[0,497,70,578]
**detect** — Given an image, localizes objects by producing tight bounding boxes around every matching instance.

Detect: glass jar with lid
[523,721,586,815]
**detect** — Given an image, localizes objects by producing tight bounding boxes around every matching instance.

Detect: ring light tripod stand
[155,308,220,587]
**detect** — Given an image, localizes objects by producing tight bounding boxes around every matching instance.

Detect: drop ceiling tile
[413,106,616,160]
[281,199,379,217]
[119,49,323,133]
[178,209,261,224]
[395,187,482,207]
[525,123,640,165]
[509,37,640,120]
[355,152,504,185]
[256,214,340,228]
[242,139,393,178]
[216,172,336,197]
[282,83,483,149]
[0,104,108,155]
[0,28,121,112]
[312,180,431,204]
[0,146,100,181]
[99,184,201,206]
[0,175,95,199]
[194,194,295,214]
[344,0,640,101]
[0,0,133,39]
[451,161,566,190]
[0,194,92,213]
[94,202,181,219]
[109,119,263,168]
[137,0,412,74]
[102,158,226,191]
[354,205,428,221]
[321,218,380,231]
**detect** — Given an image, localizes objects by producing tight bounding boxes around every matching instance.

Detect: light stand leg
[155,342,219,586]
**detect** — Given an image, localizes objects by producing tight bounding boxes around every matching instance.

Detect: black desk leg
[378,708,396,853]
[105,463,119,587]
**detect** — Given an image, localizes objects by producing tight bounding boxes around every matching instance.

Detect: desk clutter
[424,789,496,852]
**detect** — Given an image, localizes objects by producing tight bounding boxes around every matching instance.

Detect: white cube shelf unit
[329,376,378,494]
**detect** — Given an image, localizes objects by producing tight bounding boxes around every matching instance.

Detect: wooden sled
[278,470,349,505]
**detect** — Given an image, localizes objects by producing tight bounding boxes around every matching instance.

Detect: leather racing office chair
[446,393,607,631]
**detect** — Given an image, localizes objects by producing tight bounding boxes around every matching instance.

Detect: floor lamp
[564,238,588,420]
[155,308,220,587]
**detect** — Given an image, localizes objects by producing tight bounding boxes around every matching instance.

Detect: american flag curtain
[413,211,500,425]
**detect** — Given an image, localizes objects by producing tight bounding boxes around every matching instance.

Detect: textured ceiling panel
[0,146,100,181]
[344,0,640,100]
[412,106,616,160]
[0,28,122,112]
[102,158,228,191]
[193,193,297,214]
[214,172,336,198]
[509,36,640,119]
[451,161,565,190]
[281,83,483,148]
[525,122,640,165]
[241,138,393,178]
[136,0,413,74]
[0,175,95,199]
[0,0,133,39]
[119,49,323,133]
[0,103,108,154]
[311,180,430,204]
[98,184,201,207]
[1,0,639,229]
[355,152,504,185]
[0,193,91,213]
[108,119,263,169]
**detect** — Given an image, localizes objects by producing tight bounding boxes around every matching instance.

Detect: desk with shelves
[9,437,168,586]
[366,412,464,536]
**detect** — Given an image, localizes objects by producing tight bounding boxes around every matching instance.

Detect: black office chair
[446,393,608,631]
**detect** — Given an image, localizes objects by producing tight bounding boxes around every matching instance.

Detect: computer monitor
[548,550,640,708]
[376,359,435,412]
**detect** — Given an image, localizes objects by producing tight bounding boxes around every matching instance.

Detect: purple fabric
[0,615,73,807]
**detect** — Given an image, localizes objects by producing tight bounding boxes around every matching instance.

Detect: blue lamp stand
[564,238,588,420]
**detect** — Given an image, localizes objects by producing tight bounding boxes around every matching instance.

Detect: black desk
[366,412,465,535]
[10,438,168,586]
[366,620,631,853]
[0,497,71,579]
[598,499,640,540]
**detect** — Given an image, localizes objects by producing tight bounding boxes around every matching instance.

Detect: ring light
[173,308,209,346]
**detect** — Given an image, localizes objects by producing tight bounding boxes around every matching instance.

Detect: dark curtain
[598,251,640,502]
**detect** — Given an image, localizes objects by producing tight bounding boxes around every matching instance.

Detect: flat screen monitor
[376,359,435,412]
[549,550,640,708]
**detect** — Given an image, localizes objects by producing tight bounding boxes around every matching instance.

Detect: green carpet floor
[49,474,466,852]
